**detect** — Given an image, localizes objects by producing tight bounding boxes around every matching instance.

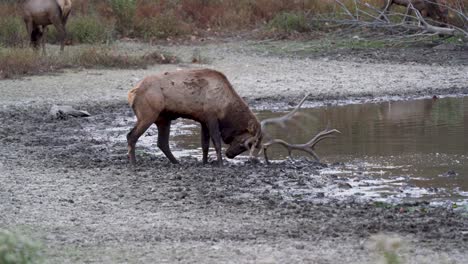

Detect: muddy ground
[1,40,468,263]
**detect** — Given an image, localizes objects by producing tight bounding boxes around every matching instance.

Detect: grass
[0,47,178,79]
[0,229,43,264]
[0,16,27,47]
[268,12,310,33]
[67,15,114,44]
[73,47,178,68]
[47,15,114,45]
[109,0,137,36]
[368,234,405,264]
[134,12,190,40]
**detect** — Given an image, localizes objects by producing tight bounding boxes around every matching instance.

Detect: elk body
[127,68,339,166]
[380,0,448,24]
[22,0,72,54]
[127,69,262,166]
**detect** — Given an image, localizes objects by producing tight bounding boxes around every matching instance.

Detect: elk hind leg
[156,118,179,164]
[127,117,155,165]
[201,123,210,164]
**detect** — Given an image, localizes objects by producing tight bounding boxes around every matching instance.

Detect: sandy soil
[1,41,467,263]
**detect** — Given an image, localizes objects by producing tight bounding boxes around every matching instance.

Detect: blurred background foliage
[0,0,466,47]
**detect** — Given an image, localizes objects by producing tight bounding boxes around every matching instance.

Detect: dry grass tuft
[0,47,178,79]
[73,47,178,68]
[0,49,56,79]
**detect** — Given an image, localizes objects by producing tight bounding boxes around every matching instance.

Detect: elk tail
[55,0,72,19]
[128,80,143,108]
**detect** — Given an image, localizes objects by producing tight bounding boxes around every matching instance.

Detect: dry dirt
[1,40,467,263]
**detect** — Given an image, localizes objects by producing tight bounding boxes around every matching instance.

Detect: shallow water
[171,96,468,203]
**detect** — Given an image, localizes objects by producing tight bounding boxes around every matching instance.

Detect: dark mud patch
[1,102,467,262]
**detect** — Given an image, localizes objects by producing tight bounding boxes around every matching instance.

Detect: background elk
[22,0,72,54]
[380,0,449,24]
[127,69,339,166]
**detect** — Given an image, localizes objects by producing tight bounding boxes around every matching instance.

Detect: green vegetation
[268,12,309,33]
[135,12,189,40]
[48,15,114,44]
[109,0,137,36]
[369,234,404,264]
[0,16,27,47]
[68,15,114,44]
[0,229,43,264]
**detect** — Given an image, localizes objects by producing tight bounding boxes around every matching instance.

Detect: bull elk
[22,0,72,54]
[380,0,448,24]
[127,69,339,166]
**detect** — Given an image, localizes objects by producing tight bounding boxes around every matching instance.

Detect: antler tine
[261,128,341,164]
[303,128,340,149]
[260,93,310,131]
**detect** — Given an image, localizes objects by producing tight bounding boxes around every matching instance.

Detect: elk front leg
[156,118,179,164]
[207,120,223,166]
[24,18,34,48]
[41,26,48,56]
[51,16,66,52]
[201,123,210,165]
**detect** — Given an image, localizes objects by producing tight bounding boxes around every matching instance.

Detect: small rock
[50,105,90,119]
[338,182,352,189]
[175,192,188,200]
[295,244,305,250]
[433,43,457,51]
[440,170,458,177]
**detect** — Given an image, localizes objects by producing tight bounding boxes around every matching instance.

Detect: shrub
[0,48,51,79]
[268,12,310,33]
[72,47,178,68]
[47,16,114,44]
[68,15,114,44]
[0,47,179,79]
[72,47,136,68]
[135,13,189,40]
[0,16,27,47]
[109,0,136,36]
[0,230,43,264]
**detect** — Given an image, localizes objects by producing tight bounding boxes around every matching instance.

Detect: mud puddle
[83,95,468,206]
[256,95,468,204]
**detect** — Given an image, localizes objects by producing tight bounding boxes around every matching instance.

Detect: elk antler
[261,128,340,164]
[254,93,340,164]
[260,93,310,133]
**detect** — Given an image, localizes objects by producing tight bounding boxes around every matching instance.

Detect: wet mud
[1,102,467,263]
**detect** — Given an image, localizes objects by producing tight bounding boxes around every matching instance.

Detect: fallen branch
[409,3,455,35]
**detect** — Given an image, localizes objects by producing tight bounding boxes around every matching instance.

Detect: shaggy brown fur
[22,0,72,54]
[127,69,261,166]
